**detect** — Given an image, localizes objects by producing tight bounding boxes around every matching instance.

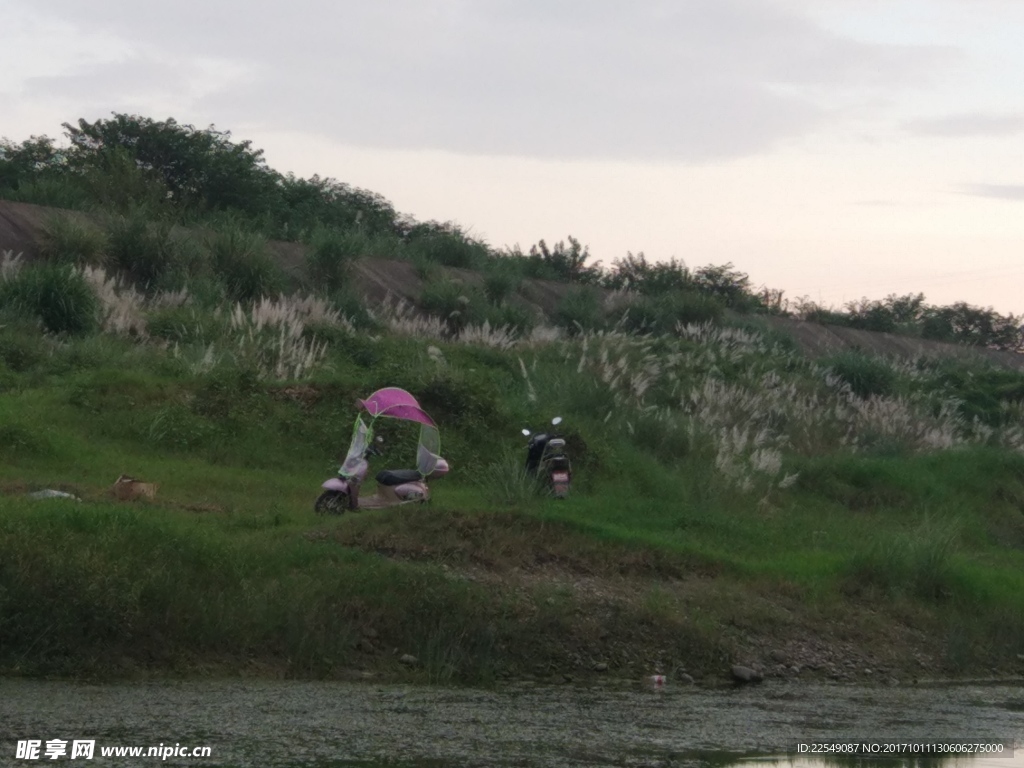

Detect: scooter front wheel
[314,490,347,515]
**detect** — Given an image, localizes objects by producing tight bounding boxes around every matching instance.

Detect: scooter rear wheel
[314,490,347,515]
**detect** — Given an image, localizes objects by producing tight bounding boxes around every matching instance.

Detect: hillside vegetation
[1,115,1024,685]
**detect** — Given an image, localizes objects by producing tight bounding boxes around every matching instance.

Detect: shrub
[2,177,91,209]
[39,214,106,267]
[209,226,284,302]
[328,286,377,330]
[479,448,544,505]
[604,253,691,294]
[485,302,536,334]
[147,305,224,345]
[527,236,602,284]
[0,264,97,335]
[483,269,519,306]
[167,230,210,284]
[614,291,723,335]
[419,278,485,334]
[934,364,1024,427]
[104,214,181,290]
[554,287,605,335]
[825,350,897,398]
[691,263,754,310]
[305,228,363,293]
[416,369,503,429]
[404,221,488,269]
[724,316,799,352]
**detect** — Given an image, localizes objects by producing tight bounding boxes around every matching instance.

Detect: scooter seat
[376,469,421,486]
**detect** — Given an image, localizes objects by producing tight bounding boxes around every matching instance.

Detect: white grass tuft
[1,251,24,280]
[78,265,148,337]
[228,296,332,380]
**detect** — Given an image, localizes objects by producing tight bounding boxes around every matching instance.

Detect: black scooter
[522,416,572,498]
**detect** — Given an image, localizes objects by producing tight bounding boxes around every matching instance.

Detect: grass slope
[2,264,1024,686]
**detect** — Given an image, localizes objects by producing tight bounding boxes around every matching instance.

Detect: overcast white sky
[2,0,1023,313]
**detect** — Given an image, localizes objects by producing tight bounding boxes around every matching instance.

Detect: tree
[604,252,692,294]
[921,302,1023,352]
[843,293,926,333]
[528,236,602,284]
[62,114,281,218]
[0,136,66,190]
[692,263,753,309]
[278,174,397,238]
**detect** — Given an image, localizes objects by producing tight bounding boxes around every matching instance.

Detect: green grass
[39,213,107,267]
[2,273,1024,682]
[0,263,98,334]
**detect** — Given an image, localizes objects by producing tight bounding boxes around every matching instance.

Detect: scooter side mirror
[551,416,563,426]
[522,428,531,436]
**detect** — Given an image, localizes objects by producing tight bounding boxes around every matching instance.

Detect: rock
[770,649,788,663]
[593,662,609,672]
[27,489,81,501]
[362,627,378,639]
[399,654,417,666]
[562,674,574,683]
[790,665,801,675]
[677,673,695,685]
[731,665,763,683]
[864,668,873,675]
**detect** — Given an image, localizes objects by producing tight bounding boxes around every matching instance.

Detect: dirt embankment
[3,199,1023,370]
[762,315,1024,371]
[322,508,1017,686]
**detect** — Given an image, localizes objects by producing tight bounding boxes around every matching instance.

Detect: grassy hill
[2,115,1024,686]
[2,252,1024,684]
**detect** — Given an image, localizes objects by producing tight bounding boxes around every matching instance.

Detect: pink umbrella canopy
[359,387,436,427]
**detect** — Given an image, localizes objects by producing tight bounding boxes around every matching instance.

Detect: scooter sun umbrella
[315,388,448,513]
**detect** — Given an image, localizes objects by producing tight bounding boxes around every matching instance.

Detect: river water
[1,679,1022,767]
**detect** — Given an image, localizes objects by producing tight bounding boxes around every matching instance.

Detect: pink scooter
[315,387,449,514]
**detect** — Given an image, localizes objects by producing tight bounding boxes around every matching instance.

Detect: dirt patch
[0,201,52,258]
[763,315,1024,370]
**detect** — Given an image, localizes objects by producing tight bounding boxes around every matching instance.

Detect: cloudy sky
[2,0,1023,313]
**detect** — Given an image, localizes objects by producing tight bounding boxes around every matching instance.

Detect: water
[2,679,1022,767]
